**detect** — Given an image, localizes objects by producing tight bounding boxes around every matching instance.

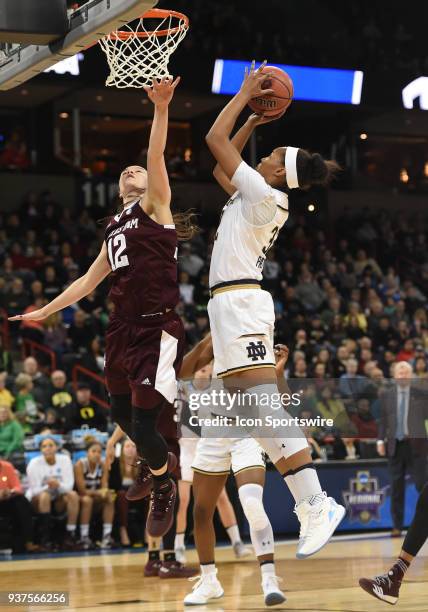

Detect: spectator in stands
[2,277,30,318]
[179,243,204,278]
[0,130,30,171]
[35,408,64,435]
[0,405,24,459]
[64,383,107,432]
[74,437,115,550]
[349,398,378,439]
[13,373,41,432]
[353,249,382,278]
[0,372,14,408]
[414,356,428,378]
[0,459,38,553]
[339,358,367,399]
[68,310,95,355]
[42,312,68,358]
[48,370,74,411]
[179,272,195,305]
[294,271,326,312]
[0,335,13,374]
[22,356,50,403]
[26,436,80,550]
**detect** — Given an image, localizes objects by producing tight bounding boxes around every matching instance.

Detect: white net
[98,10,189,89]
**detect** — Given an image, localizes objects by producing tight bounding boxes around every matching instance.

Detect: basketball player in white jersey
[205,60,345,560]
[183,346,289,607]
[175,369,251,563]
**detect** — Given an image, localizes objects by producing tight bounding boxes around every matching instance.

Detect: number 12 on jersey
[107,233,129,271]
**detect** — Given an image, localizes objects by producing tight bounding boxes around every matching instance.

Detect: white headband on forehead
[284,146,300,189]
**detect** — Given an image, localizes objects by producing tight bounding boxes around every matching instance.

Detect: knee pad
[238,483,269,531]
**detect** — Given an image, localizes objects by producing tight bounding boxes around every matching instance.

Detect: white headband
[284,146,300,189]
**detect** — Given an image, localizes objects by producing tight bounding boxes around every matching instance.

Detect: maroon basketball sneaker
[126,452,177,501]
[146,479,177,537]
[158,560,199,579]
[359,572,401,605]
[144,559,162,577]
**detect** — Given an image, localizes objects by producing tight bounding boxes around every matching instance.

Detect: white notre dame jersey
[209,161,289,288]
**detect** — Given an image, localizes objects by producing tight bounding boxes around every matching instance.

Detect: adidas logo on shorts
[142,378,152,385]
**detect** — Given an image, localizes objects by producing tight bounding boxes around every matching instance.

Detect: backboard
[0,0,157,91]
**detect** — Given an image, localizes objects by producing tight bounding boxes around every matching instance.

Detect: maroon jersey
[105,201,179,317]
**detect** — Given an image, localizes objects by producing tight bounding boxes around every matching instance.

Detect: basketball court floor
[1,535,427,611]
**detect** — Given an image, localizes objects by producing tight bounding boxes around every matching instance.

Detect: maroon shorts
[104,310,185,408]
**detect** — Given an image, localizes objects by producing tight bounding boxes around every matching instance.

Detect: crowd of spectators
[164,0,425,75]
[0,186,428,551]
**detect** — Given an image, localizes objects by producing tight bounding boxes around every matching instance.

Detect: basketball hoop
[98,8,189,89]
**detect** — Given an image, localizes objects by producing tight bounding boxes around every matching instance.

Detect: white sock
[175,533,185,549]
[290,467,323,504]
[201,563,216,576]
[103,523,112,538]
[66,524,76,533]
[226,524,241,546]
[261,562,275,577]
[80,524,89,538]
[284,474,299,503]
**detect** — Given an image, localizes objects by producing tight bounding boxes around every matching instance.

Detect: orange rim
[107,8,189,40]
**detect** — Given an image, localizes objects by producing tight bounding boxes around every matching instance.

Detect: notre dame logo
[246,341,267,361]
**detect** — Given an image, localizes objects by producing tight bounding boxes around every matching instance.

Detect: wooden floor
[0,536,427,611]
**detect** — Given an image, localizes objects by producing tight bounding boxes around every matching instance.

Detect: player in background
[359,483,428,605]
[9,77,196,538]
[183,345,290,607]
[205,60,344,559]
[175,363,251,563]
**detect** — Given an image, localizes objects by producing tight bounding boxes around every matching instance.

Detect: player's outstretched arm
[206,60,274,180]
[213,112,285,195]
[8,243,111,322]
[143,76,180,213]
[179,333,213,379]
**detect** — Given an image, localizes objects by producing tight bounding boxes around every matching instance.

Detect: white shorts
[192,437,265,476]
[208,288,275,377]
[178,437,199,483]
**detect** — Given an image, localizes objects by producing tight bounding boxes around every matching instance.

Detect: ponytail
[296,149,340,189]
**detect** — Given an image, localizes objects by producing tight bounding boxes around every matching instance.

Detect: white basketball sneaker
[184,570,224,606]
[175,546,186,564]
[262,574,286,606]
[233,541,252,558]
[295,492,345,559]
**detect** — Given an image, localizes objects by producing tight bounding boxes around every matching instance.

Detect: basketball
[248,65,294,117]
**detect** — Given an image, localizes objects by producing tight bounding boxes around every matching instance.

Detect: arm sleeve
[231,161,287,226]
[58,455,75,494]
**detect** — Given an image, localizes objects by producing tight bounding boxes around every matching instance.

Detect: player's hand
[144,76,181,108]
[239,60,274,100]
[8,307,48,322]
[274,344,289,367]
[248,110,286,126]
[47,479,60,489]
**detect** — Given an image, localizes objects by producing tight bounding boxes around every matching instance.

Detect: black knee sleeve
[132,404,168,470]
[402,483,428,557]
[110,394,134,441]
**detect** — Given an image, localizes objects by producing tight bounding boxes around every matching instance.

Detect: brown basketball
[248,65,294,117]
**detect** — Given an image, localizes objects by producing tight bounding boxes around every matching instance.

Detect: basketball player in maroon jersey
[9,76,194,538]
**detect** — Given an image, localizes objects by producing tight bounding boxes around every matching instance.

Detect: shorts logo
[141,378,152,385]
[246,341,267,361]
